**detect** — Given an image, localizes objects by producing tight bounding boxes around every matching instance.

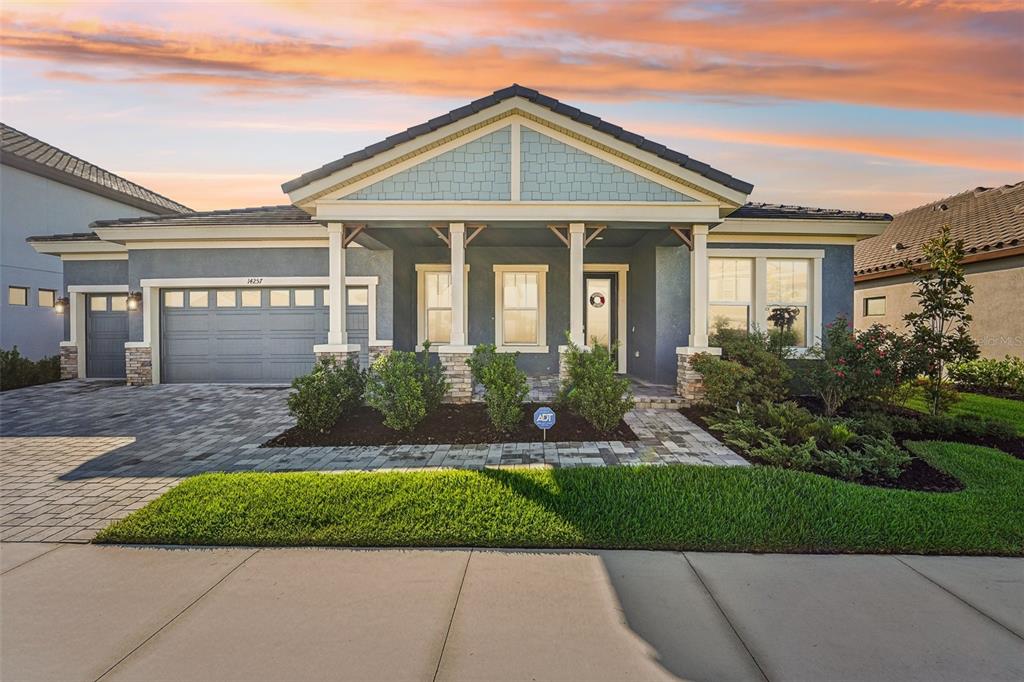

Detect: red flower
[856,343,864,350]
[873,369,882,377]
[838,357,847,365]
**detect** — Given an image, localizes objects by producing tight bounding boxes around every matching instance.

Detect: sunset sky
[1,0,1021,213]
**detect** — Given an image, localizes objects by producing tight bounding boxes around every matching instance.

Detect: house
[854,182,1024,358]
[27,85,889,401]
[2,123,191,360]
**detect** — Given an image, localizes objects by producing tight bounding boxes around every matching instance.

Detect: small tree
[903,226,979,415]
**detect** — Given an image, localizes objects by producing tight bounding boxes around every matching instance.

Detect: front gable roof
[282,85,753,204]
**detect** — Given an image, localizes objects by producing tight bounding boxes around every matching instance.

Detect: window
[216,290,236,307]
[110,296,128,312]
[864,296,886,316]
[494,265,547,350]
[241,290,262,307]
[270,289,290,306]
[767,259,809,346]
[423,271,452,344]
[294,289,315,306]
[709,258,752,332]
[38,289,56,308]
[188,291,209,308]
[164,291,184,308]
[90,296,108,312]
[7,286,27,306]
[347,287,369,306]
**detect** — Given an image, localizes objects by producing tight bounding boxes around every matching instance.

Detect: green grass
[97,441,1024,555]
[907,391,1024,434]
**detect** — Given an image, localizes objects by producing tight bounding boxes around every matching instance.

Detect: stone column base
[125,344,153,386]
[367,342,393,368]
[59,344,78,380]
[676,346,722,406]
[436,345,473,404]
[313,343,361,367]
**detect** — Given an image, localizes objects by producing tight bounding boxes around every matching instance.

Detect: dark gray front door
[161,287,329,383]
[86,294,128,378]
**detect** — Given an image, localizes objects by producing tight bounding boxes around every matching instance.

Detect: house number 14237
[246,278,263,285]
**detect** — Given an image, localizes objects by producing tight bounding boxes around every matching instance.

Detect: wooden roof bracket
[670,225,693,250]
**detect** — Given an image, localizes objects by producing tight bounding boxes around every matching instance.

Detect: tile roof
[281,84,754,196]
[1,123,192,215]
[854,182,1024,276]
[26,232,101,243]
[731,203,891,221]
[89,204,312,229]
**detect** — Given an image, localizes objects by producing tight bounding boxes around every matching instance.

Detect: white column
[327,222,347,345]
[689,224,710,347]
[449,222,467,346]
[569,222,585,345]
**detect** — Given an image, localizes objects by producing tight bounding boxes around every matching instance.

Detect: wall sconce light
[54,296,69,314]
[127,291,143,311]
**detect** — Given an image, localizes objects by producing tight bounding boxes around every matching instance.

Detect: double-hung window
[494,265,547,352]
[416,265,468,348]
[709,258,753,332]
[766,259,810,347]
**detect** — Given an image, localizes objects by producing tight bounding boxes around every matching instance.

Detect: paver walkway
[2,546,1021,681]
[0,380,743,542]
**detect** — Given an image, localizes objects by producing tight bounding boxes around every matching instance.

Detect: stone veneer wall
[59,345,78,380]
[367,343,392,368]
[438,350,473,404]
[125,346,153,386]
[314,349,360,367]
[676,348,720,406]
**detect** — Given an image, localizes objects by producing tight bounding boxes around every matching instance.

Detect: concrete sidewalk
[1,545,1021,682]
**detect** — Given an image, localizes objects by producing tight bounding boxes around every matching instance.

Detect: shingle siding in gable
[519,127,693,202]
[342,127,511,200]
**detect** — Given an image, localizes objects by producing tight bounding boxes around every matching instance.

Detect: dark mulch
[678,404,964,493]
[265,403,637,447]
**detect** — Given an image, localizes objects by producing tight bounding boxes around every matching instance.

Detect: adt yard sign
[533,407,556,440]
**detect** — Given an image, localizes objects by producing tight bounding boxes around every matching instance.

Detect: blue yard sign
[533,407,556,440]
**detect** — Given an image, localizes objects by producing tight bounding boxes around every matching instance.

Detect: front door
[584,274,616,356]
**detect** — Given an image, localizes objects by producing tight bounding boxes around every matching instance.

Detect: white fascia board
[315,200,722,224]
[719,217,889,239]
[29,240,127,255]
[93,224,328,244]
[289,96,749,207]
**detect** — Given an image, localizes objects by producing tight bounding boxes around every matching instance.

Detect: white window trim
[415,264,469,350]
[708,257,754,335]
[708,249,824,349]
[493,264,548,353]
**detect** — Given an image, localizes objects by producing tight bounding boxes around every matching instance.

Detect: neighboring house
[1,123,191,360]
[855,182,1024,359]
[28,85,889,401]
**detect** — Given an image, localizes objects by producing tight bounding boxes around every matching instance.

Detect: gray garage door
[86,294,128,378]
[160,287,369,383]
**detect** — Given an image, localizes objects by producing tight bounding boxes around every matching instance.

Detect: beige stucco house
[854,182,1024,358]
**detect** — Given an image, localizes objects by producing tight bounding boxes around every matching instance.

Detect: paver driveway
[0,380,741,542]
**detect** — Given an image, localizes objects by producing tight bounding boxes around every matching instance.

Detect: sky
[1,0,1022,213]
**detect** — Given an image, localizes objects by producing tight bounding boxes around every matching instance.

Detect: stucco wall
[344,127,511,201]
[520,127,693,202]
[855,255,1024,359]
[1,164,156,358]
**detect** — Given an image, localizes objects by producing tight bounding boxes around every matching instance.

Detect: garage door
[160,287,370,383]
[86,294,128,378]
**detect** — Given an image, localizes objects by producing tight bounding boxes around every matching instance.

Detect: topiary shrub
[364,347,448,432]
[557,338,634,433]
[1,347,60,391]
[287,357,366,433]
[469,344,528,433]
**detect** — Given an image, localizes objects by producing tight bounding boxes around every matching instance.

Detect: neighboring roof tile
[282,84,754,196]
[731,203,892,221]
[88,204,312,229]
[1,123,192,215]
[854,182,1024,275]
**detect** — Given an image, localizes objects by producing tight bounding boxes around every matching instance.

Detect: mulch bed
[265,403,637,447]
[678,404,965,493]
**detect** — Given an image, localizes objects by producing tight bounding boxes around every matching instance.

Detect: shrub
[948,356,1024,394]
[288,357,366,433]
[365,348,448,432]
[558,338,634,433]
[690,354,755,412]
[750,436,816,470]
[856,436,910,480]
[917,412,1018,442]
[0,347,60,391]
[469,344,528,433]
[711,326,793,403]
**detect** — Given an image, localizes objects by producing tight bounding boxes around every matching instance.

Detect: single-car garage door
[86,294,128,378]
[160,287,369,383]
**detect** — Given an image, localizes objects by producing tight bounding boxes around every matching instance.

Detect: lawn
[906,391,1024,434]
[97,441,1024,555]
